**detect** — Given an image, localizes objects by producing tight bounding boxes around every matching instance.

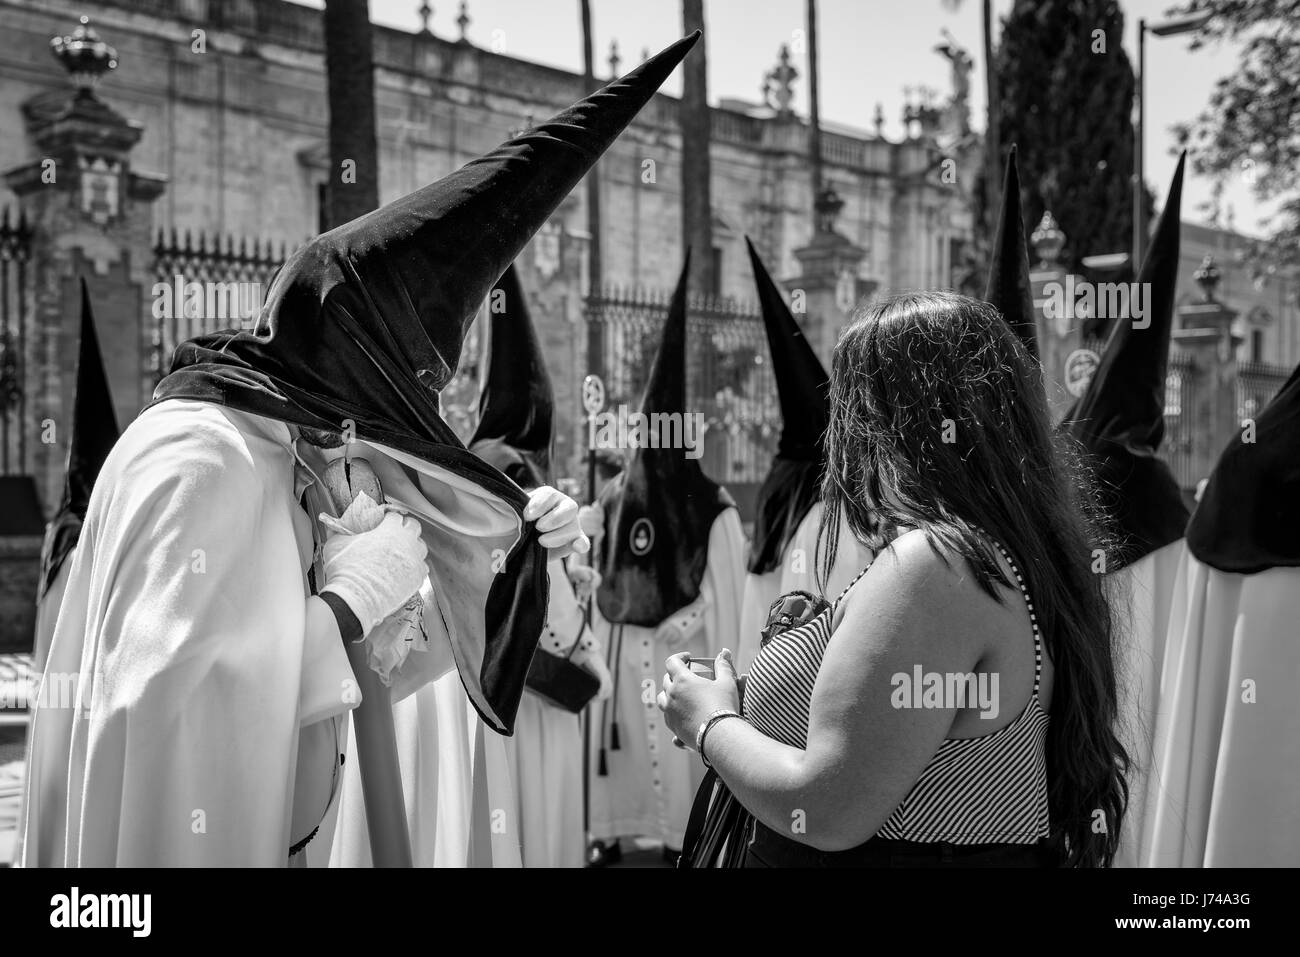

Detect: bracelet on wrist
[697,709,742,769]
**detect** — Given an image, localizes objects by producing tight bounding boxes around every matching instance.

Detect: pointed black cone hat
[468,264,553,489]
[152,32,700,735]
[39,278,120,599]
[595,252,734,626]
[985,145,1039,360]
[1062,153,1189,566]
[1187,360,1300,573]
[744,237,830,574]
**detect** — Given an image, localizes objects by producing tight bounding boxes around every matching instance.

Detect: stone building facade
[0,0,978,523]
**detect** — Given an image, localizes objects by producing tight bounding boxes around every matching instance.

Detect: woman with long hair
[661,292,1129,867]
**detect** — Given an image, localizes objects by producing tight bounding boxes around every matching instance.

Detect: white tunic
[1136,549,1300,866]
[588,508,747,849]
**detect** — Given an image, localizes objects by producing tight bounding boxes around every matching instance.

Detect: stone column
[1028,211,1085,421]
[791,189,870,368]
[2,16,167,517]
[1173,255,1241,487]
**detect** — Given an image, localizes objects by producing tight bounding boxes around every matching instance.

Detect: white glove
[525,486,590,559]
[566,564,601,601]
[320,502,428,635]
[577,504,605,541]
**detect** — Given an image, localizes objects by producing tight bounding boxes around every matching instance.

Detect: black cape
[596,254,734,625]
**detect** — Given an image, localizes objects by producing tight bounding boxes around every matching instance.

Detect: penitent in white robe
[737,501,873,674]
[20,399,525,867]
[588,508,747,850]
[1105,540,1184,868]
[1133,551,1300,867]
[499,560,603,868]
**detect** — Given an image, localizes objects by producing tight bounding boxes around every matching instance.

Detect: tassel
[611,721,621,751]
[598,748,608,776]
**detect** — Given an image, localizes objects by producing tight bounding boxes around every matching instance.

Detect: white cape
[1137,550,1300,866]
[1106,540,1183,867]
[588,508,746,848]
[19,399,522,866]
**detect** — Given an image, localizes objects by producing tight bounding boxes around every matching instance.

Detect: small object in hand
[760,590,830,648]
[687,657,716,679]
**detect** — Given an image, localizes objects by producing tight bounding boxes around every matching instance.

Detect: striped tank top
[743,539,1051,845]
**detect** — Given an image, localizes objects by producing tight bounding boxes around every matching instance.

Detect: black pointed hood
[469,264,553,489]
[595,254,734,625]
[150,32,700,733]
[985,145,1038,360]
[744,237,830,574]
[39,278,120,599]
[1062,153,1189,566]
[1187,361,1300,573]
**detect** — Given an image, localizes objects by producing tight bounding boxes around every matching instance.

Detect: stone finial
[873,102,885,136]
[608,39,621,78]
[814,185,844,236]
[1194,253,1221,302]
[1030,211,1065,268]
[456,1,470,40]
[764,44,798,116]
[418,1,433,34]
[51,15,118,91]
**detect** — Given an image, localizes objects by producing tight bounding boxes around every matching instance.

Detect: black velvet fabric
[984,145,1039,361]
[1188,361,1300,573]
[1060,155,1190,568]
[469,264,552,489]
[595,256,734,626]
[39,279,120,600]
[151,33,700,733]
[744,238,830,575]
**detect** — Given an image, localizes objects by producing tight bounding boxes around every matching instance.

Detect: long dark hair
[817,291,1128,867]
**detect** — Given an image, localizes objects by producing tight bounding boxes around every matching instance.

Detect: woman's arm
[663,530,989,852]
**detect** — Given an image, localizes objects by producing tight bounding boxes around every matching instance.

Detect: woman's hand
[657,649,741,750]
[525,486,591,559]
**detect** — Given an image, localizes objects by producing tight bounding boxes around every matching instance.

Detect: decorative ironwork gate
[150,230,288,384]
[584,284,779,490]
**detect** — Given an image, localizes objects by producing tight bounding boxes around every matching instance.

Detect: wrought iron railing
[584,284,777,488]
[150,230,293,384]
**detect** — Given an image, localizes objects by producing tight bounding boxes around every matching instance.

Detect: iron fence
[150,230,291,384]
[584,284,778,489]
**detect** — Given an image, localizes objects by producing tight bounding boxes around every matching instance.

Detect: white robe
[737,501,873,673]
[1137,551,1300,867]
[588,508,747,849]
[1106,540,1184,868]
[323,672,522,868]
[499,561,598,868]
[19,399,523,866]
[326,568,600,869]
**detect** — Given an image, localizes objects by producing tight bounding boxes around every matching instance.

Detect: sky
[297,0,1272,236]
